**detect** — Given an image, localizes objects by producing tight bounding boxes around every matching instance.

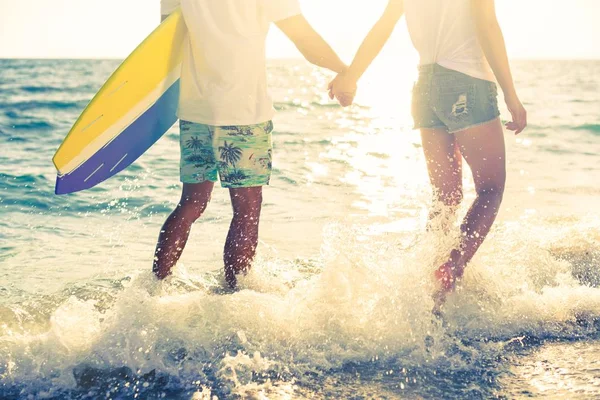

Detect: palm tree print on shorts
[222,126,256,137]
[219,141,247,183]
[185,136,212,167]
[256,148,272,171]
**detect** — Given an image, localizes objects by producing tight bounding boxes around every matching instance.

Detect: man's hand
[504,94,527,135]
[328,73,357,107]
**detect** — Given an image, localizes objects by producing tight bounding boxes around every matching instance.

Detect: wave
[8,120,54,130]
[0,172,50,186]
[1,218,600,398]
[17,85,97,95]
[518,123,600,136]
[0,99,87,112]
[19,85,66,94]
[0,173,56,211]
[574,124,600,134]
[0,172,180,217]
[2,136,28,143]
[570,99,594,103]
[3,110,19,119]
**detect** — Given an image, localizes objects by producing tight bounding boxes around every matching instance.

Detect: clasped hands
[328,70,358,108]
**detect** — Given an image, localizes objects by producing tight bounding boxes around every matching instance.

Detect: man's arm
[329,0,404,105]
[472,0,526,134]
[276,15,347,74]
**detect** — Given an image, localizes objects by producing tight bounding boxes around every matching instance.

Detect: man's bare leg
[153,182,214,280]
[224,187,263,288]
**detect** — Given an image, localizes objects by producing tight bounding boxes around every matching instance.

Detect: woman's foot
[432,261,463,315]
[435,261,459,291]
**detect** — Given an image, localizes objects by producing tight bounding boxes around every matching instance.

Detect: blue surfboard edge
[55,80,180,195]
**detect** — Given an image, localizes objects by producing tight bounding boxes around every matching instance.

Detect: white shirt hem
[176,110,276,127]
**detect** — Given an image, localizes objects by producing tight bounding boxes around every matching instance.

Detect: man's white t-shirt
[161,0,301,126]
[404,0,494,82]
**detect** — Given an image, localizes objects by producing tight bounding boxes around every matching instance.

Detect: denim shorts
[180,120,273,188]
[412,64,500,134]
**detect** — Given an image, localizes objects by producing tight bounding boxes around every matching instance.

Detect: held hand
[505,94,527,135]
[328,73,357,108]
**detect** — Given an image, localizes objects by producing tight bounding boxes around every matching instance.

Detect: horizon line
[1,56,600,62]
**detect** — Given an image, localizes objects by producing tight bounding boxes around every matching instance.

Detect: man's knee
[178,197,209,221]
[231,188,263,219]
[233,203,262,222]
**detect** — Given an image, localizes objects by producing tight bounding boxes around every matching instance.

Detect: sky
[0,0,599,60]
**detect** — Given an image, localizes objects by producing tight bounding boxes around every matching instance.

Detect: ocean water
[1,58,600,399]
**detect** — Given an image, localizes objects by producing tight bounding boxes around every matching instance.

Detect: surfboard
[52,9,186,195]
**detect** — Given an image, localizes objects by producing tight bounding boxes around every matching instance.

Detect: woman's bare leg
[435,118,506,301]
[153,182,214,279]
[421,128,464,231]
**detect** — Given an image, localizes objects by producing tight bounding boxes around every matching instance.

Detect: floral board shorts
[412,64,500,134]
[179,120,273,188]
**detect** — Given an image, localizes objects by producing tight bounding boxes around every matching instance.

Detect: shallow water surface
[1,59,600,399]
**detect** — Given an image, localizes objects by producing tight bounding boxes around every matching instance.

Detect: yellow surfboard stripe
[53,9,186,174]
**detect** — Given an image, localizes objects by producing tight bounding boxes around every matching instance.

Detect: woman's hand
[328,73,357,107]
[504,93,527,135]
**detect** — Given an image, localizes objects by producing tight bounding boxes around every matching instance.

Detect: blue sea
[1,58,600,399]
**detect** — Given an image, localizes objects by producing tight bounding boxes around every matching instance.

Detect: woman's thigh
[420,128,463,206]
[454,118,506,193]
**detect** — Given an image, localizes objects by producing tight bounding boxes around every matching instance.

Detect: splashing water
[1,59,600,398]
[2,217,600,398]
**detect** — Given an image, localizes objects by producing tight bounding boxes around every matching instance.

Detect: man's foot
[153,268,172,281]
[225,268,238,290]
[225,266,250,290]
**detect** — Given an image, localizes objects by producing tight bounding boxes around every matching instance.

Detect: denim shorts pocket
[435,84,476,123]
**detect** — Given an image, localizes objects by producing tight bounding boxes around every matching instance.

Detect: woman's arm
[345,0,404,82]
[472,0,527,134]
[329,0,404,105]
